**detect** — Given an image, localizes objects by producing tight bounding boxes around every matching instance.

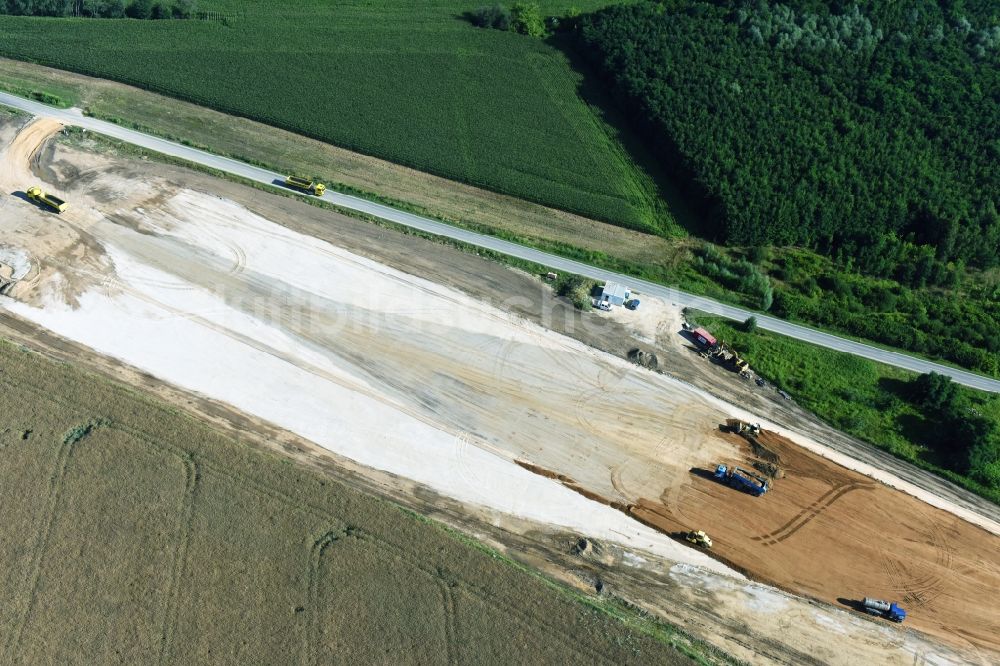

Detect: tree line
[574,1,1000,283]
[0,0,196,18]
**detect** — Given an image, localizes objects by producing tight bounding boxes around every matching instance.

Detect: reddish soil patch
[632,429,1000,653]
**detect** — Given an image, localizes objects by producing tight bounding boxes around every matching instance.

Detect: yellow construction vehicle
[725,418,761,436]
[684,530,713,548]
[26,186,67,212]
[284,175,326,196]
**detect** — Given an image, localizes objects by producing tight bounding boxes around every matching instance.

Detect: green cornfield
[0,1,660,232]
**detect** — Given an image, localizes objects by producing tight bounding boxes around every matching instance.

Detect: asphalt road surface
[2,91,997,393]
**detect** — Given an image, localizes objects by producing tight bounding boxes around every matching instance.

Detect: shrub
[913,372,958,412]
[469,4,510,30]
[759,283,773,310]
[743,316,758,333]
[556,275,594,310]
[968,438,1000,488]
[511,2,545,37]
[747,245,768,264]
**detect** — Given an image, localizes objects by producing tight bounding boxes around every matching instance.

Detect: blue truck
[862,598,907,623]
[714,464,769,496]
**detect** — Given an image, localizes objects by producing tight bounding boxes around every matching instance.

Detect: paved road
[3,91,998,393]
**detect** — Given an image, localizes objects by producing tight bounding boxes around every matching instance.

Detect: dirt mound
[749,438,782,464]
[752,460,783,479]
[627,348,658,370]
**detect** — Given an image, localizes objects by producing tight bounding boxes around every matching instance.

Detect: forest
[575,1,1000,284]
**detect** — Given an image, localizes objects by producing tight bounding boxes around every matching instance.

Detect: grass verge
[686,313,1000,505]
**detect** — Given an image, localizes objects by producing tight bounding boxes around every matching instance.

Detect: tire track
[305,530,453,665]
[752,482,875,546]
[2,422,84,663]
[439,579,457,666]
[879,504,957,609]
[347,530,619,666]
[303,530,339,666]
[157,453,200,666]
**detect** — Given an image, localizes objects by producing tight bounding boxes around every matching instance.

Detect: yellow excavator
[26,186,68,212]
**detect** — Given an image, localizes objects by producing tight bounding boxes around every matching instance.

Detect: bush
[0,0,193,19]
[556,274,594,310]
[747,245,768,264]
[469,4,510,30]
[968,436,1000,487]
[693,244,773,309]
[511,2,545,37]
[742,316,758,333]
[912,372,958,412]
[759,283,773,310]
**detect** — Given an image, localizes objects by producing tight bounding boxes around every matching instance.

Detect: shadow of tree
[546,32,724,241]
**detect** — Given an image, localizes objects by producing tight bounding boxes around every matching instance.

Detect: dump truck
[862,598,907,623]
[284,175,326,196]
[714,464,769,496]
[684,530,712,548]
[26,186,67,212]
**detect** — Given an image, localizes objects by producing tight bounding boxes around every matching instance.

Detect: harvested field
[0,339,695,664]
[0,117,997,663]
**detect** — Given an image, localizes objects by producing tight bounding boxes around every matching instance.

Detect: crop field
[0,339,697,664]
[0,1,661,233]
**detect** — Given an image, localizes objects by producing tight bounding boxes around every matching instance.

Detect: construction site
[0,114,998,665]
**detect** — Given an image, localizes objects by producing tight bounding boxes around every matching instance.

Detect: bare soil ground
[629,427,1000,654]
[0,117,997,664]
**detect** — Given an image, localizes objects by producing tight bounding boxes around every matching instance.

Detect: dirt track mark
[0,117,63,191]
[879,505,957,609]
[2,420,87,662]
[157,453,200,666]
[439,578,457,666]
[347,528,619,666]
[310,530,453,665]
[610,464,627,498]
[304,530,340,666]
[752,482,875,546]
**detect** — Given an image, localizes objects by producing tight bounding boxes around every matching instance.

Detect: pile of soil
[627,348,658,369]
[749,438,781,464]
[752,460,783,479]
